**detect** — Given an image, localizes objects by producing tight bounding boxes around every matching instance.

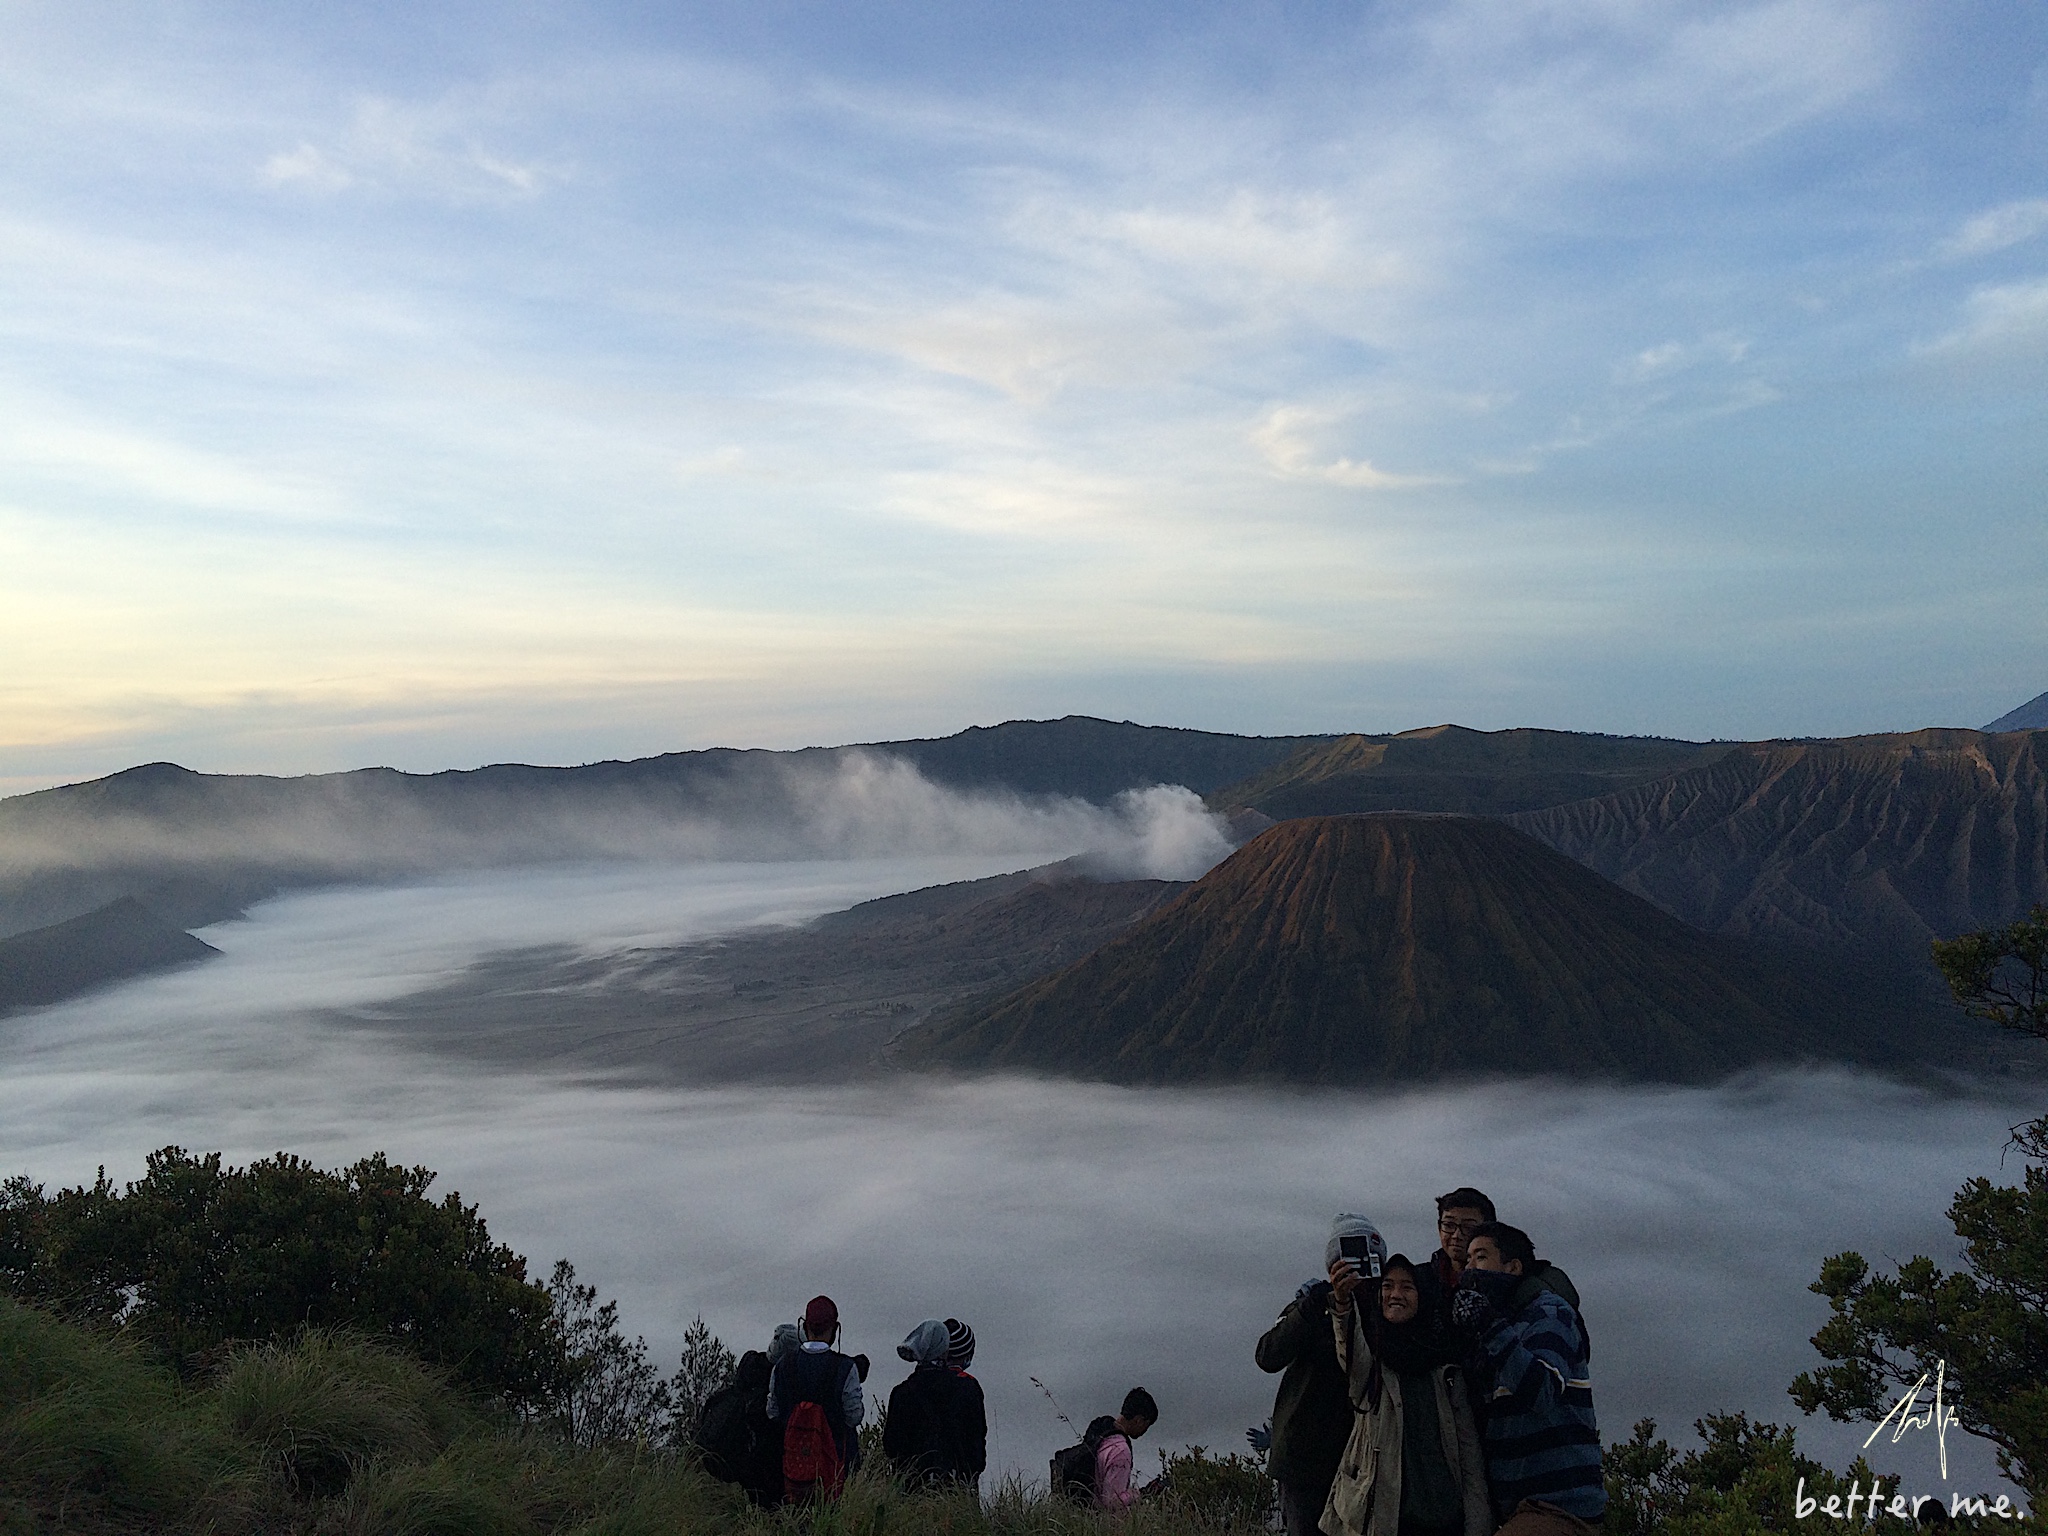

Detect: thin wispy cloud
[1252,405,1454,490]
[262,96,560,202]
[1938,198,2048,261]
[1920,275,2048,354]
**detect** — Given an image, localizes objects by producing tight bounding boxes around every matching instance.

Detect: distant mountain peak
[1985,690,2048,733]
[109,762,199,781]
[901,812,1944,1085]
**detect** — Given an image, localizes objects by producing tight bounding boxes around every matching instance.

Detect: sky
[3,0,2046,792]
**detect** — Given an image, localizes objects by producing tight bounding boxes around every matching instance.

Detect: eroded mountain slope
[1509,729,2048,952]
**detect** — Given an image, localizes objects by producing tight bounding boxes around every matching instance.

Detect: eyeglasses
[1437,1218,1484,1237]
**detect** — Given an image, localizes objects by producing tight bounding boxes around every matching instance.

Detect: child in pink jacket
[1093,1388,1159,1510]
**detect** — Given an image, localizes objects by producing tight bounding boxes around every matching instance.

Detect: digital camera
[1337,1233,1382,1278]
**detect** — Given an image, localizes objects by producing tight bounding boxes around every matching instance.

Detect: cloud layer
[0,854,2031,1497]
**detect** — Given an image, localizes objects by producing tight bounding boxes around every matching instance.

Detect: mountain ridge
[1206,725,1731,819]
[1986,690,2048,732]
[0,897,220,1014]
[0,717,1323,937]
[1508,728,2048,953]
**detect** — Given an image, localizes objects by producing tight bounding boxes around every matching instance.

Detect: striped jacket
[1471,1279,1605,1521]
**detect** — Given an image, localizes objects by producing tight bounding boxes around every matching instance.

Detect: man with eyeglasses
[1428,1187,1496,1302]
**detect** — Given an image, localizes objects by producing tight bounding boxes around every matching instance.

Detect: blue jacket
[1472,1275,1605,1521]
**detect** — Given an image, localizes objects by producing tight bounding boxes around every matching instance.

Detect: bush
[0,1296,254,1528]
[0,1148,563,1407]
[1604,1414,1908,1536]
[1149,1444,1274,1528]
[543,1260,673,1448]
[332,1455,538,1536]
[1790,1146,2048,1505]
[5,1296,1316,1536]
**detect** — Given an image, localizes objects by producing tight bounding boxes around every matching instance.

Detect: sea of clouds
[0,845,2032,1501]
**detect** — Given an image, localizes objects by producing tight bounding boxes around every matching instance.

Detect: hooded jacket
[884,1321,987,1487]
[1321,1298,1491,1536]
[1465,1264,1603,1522]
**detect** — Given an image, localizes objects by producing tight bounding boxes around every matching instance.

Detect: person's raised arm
[1256,1286,1318,1373]
[1326,1261,1368,1376]
[1470,1293,1586,1413]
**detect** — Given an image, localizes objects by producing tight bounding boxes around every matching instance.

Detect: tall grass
[11,1297,1898,1536]
[215,1332,465,1495]
[0,1294,255,1528]
[1,1298,1270,1536]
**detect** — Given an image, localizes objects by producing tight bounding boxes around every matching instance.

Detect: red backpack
[782,1398,845,1501]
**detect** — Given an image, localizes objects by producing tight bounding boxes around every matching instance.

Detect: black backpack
[1050,1415,1120,1503]
[693,1351,770,1483]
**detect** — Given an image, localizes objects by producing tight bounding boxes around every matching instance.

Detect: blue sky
[2,1,2045,789]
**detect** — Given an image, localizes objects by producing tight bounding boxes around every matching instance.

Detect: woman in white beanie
[1320,1216,1489,1536]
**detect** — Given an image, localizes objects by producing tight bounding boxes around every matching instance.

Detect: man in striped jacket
[1450,1222,1605,1536]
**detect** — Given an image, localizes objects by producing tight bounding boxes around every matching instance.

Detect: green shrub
[1148,1444,1273,1529]
[1,1148,563,1407]
[335,1456,538,1536]
[1604,1414,1911,1536]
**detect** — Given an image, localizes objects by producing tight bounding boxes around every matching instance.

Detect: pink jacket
[1094,1431,1136,1510]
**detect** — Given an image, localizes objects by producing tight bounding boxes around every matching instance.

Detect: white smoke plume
[0,752,1232,879]
[0,752,1239,933]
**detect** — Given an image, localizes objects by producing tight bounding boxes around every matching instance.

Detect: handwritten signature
[1863,1360,1961,1479]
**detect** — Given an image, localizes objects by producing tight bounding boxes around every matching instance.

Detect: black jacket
[884,1365,987,1487]
[1256,1280,1351,1489]
[692,1350,785,1508]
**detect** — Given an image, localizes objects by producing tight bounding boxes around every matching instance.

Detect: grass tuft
[215,1330,459,1495]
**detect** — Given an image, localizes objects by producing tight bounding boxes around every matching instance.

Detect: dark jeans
[1278,1477,1333,1536]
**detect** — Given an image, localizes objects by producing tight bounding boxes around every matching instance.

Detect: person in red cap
[767,1295,864,1501]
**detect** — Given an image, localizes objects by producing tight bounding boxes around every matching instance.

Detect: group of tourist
[692,1184,1601,1534]
[691,1291,1154,1511]
[1259,1188,1603,1536]
[692,1293,999,1506]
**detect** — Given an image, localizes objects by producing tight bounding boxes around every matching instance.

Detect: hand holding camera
[1326,1233,1384,1314]
[1338,1233,1383,1279]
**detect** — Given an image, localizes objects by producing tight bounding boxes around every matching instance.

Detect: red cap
[804,1295,839,1336]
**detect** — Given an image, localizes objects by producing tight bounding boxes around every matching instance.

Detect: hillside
[0,717,1321,937]
[1510,729,2048,953]
[1207,726,1730,819]
[901,814,1966,1086]
[881,716,1327,800]
[352,866,1188,1083]
[1986,690,2048,732]
[0,897,219,1013]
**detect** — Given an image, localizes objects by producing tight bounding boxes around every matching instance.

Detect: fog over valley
[0,852,2027,1496]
